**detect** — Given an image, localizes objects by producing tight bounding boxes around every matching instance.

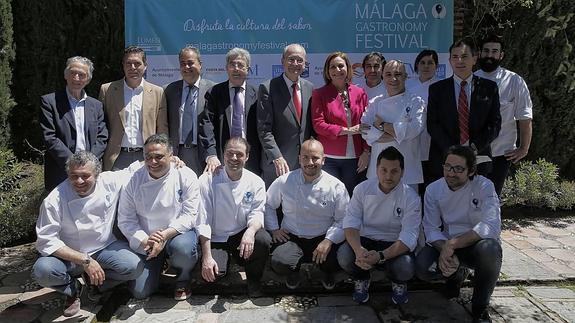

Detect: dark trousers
[337,239,415,282]
[323,157,366,196]
[487,155,510,197]
[177,144,205,177]
[211,228,271,282]
[415,239,502,314]
[270,234,340,276]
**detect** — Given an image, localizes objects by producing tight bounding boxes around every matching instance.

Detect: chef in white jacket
[32,151,143,317]
[118,133,200,301]
[338,147,421,305]
[361,60,425,189]
[197,137,271,297]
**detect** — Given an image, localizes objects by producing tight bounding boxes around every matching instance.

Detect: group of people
[35,34,532,323]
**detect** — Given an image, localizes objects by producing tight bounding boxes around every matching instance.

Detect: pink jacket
[312,83,369,157]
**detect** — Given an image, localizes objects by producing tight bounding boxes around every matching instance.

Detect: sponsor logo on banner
[248,64,259,76]
[137,36,162,52]
[272,65,284,77]
[436,64,446,79]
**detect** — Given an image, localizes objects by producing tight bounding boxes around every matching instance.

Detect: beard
[478,57,501,72]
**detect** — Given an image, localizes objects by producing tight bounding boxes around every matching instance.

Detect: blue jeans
[32,240,143,297]
[323,157,365,196]
[415,239,502,314]
[337,239,415,282]
[130,229,199,299]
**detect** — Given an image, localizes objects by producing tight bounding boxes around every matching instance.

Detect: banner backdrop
[125,0,453,86]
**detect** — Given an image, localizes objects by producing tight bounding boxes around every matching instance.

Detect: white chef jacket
[423,175,501,244]
[475,67,533,157]
[264,169,348,244]
[406,77,438,161]
[357,79,388,104]
[361,91,425,184]
[118,164,200,252]
[197,169,266,243]
[36,161,141,256]
[343,179,421,251]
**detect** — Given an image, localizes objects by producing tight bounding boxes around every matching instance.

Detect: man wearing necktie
[200,47,262,175]
[426,38,501,183]
[257,44,315,187]
[165,46,215,176]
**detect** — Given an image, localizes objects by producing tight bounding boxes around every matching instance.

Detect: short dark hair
[179,46,202,64]
[444,145,477,174]
[480,33,505,51]
[123,45,147,65]
[376,146,404,169]
[449,38,477,56]
[144,133,173,154]
[414,49,439,73]
[362,52,386,70]
[224,136,250,155]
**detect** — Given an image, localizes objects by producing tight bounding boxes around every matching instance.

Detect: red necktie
[458,80,469,144]
[292,83,302,122]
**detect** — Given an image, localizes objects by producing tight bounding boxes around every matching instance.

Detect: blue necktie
[182,85,197,144]
[231,86,243,137]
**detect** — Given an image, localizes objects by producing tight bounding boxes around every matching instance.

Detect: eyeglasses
[443,163,467,174]
[286,56,305,65]
[227,62,248,70]
[145,154,167,161]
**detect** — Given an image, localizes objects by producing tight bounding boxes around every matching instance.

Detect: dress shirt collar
[453,73,473,86]
[282,73,300,89]
[124,78,144,91]
[228,80,246,91]
[183,77,201,90]
[65,87,87,103]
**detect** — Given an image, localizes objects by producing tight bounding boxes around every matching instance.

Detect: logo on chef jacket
[243,191,254,204]
[178,189,183,202]
[396,207,402,217]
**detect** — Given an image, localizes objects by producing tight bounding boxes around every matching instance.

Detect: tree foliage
[0,0,14,148]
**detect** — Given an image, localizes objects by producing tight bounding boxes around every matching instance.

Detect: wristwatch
[377,251,386,265]
[82,254,91,266]
[377,123,385,131]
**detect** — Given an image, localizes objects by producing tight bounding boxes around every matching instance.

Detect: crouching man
[33,151,143,317]
[416,145,502,323]
[338,147,421,304]
[118,134,200,301]
[197,137,272,297]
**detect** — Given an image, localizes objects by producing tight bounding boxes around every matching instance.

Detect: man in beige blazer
[99,46,168,170]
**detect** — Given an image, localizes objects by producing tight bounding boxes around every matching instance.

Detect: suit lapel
[142,80,155,139]
[56,90,76,131]
[83,99,94,150]
[244,84,257,124]
[197,79,209,115]
[300,80,312,127]
[445,77,459,128]
[223,81,233,131]
[111,80,126,129]
[171,80,184,135]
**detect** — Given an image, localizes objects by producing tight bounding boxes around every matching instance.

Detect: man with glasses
[200,47,261,174]
[415,145,502,323]
[257,43,315,187]
[118,134,200,301]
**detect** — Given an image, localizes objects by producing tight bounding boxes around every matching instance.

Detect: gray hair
[65,151,102,176]
[282,43,306,59]
[64,56,94,80]
[226,47,251,67]
[144,133,173,154]
[384,59,408,77]
[179,46,202,63]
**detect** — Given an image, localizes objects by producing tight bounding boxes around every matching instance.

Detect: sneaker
[443,267,470,299]
[285,272,301,290]
[321,273,336,290]
[352,279,370,304]
[391,282,408,304]
[174,287,191,301]
[472,310,492,323]
[247,281,264,298]
[63,296,81,317]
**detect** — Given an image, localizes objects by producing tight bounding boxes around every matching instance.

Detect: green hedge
[0,0,14,148]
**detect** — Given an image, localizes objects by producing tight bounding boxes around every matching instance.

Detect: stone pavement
[0,217,573,322]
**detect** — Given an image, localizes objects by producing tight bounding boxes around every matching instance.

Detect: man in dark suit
[257,44,314,187]
[199,47,261,174]
[427,39,501,182]
[40,56,108,191]
[165,46,215,175]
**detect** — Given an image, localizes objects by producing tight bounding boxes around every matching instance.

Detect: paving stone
[0,286,22,310]
[523,249,554,263]
[525,287,575,300]
[227,297,275,309]
[491,287,519,298]
[511,227,542,238]
[540,301,575,323]
[506,239,535,250]
[317,295,357,307]
[288,305,378,323]
[221,307,288,323]
[112,308,198,322]
[500,230,517,240]
[542,261,575,277]
[490,295,556,322]
[20,287,58,305]
[524,237,563,249]
[500,242,561,281]
[535,225,573,237]
[0,303,43,322]
[546,248,575,262]
[557,236,575,247]
[196,313,219,323]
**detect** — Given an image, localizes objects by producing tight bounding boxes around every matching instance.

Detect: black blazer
[426,75,501,178]
[39,90,108,191]
[199,80,261,174]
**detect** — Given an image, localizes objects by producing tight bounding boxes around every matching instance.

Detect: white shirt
[361,91,425,184]
[66,87,87,152]
[197,168,266,242]
[36,162,141,256]
[179,78,201,144]
[406,77,438,161]
[453,74,473,110]
[265,169,348,243]
[343,179,421,251]
[423,175,501,244]
[358,79,388,104]
[121,79,145,148]
[228,81,246,138]
[118,165,200,253]
[475,67,533,156]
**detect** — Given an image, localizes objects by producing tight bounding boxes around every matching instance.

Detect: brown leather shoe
[174,287,191,301]
[63,296,81,317]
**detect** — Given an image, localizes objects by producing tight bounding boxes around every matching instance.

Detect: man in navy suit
[427,39,501,182]
[257,44,314,187]
[199,47,261,175]
[165,46,215,175]
[40,56,108,191]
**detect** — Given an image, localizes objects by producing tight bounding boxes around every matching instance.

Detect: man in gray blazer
[257,44,314,187]
[165,46,215,175]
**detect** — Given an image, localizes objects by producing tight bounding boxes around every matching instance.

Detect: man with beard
[475,34,533,196]
[265,139,349,290]
[416,145,501,323]
[197,137,272,297]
